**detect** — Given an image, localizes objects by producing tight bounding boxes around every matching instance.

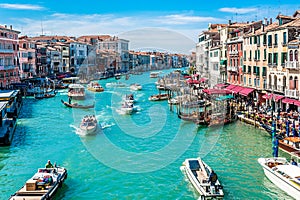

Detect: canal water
[0,70,294,199]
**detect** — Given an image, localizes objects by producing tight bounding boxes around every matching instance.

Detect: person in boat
[45,160,54,168]
[291,158,298,166]
[69,96,72,104]
[208,170,218,186]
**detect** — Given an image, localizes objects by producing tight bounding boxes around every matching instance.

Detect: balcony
[229,50,238,55]
[285,89,299,99]
[227,66,238,72]
[62,51,69,57]
[285,61,299,69]
[0,65,16,70]
[0,48,14,53]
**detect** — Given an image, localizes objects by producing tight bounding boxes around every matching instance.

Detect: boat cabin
[282,137,300,150]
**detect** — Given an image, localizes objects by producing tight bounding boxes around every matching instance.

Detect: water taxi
[68,84,85,100]
[150,71,160,78]
[181,158,224,199]
[258,157,300,199]
[80,115,98,135]
[278,137,300,157]
[9,165,67,200]
[149,93,169,101]
[87,82,104,92]
[130,83,142,91]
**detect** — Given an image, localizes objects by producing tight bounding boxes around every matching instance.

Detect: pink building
[19,36,36,79]
[0,25,20,87]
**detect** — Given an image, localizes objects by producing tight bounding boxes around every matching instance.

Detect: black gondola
[61,99,94,109]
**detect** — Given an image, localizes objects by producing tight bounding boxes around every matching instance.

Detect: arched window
[283,76,287,90]
[274,75,277,90]
[290,50,294,61]
[22,43,26,49]
[289,76,294,90]
[295,50,298,61]
[269,75,272,88]
[295,76,298,90]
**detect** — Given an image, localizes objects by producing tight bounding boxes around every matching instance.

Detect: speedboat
[124,94,135,104]
[149,93,169,101]
[9,164,67,200]
[120,102,135,115]
[181,158,224,199]
[105,82,127,88]
[130,83,142,91]
[87,82,104,92]
[80,115,98,135]
[258,157,300,199]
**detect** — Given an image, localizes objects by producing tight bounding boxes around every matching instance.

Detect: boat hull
[258,158,300,199]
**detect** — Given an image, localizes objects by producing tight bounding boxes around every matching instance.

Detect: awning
[225,84,237,90]
[216,94,234,101]
[231,86,244,94]
[239,87,255,96]
[220,60,227,65]
[187,79,200,84]
[200,77,208,82]
[202,89,231,95]
[262,94,285,102]
[282,98,300,106]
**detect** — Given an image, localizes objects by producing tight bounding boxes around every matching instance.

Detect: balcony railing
[0,65,16,70]
[285,61,299,69]
[0,48,14,53]
[285,89,299,99]
[229,50,238,55]
[227,66,238,72]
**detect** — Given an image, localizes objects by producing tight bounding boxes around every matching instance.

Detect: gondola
[61,99,94,109]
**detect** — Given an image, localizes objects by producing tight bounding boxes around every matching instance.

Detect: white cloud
[219,7,257,14]
[0,3,44,10]
[155,14,221,25]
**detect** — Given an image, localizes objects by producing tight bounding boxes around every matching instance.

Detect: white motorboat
[258,157,300,199]
[130,83,142,91]
[182,158,224,199]
[150,71,160,78]
[120,102,135,115]
[80,115,98,135]
[149,93,169,101]
[9,164,67,200]
[105,82,127,88]
[68,84,85,100]
[124,94,135,104]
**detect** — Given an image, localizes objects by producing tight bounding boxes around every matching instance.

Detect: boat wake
[100,122,115,129]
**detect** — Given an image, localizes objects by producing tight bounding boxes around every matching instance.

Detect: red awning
[282,98,300,106]
[184,75,192,79]
[202,89,231,95]
[263,94,285,102]
[225,84,237,90]
[231,86,244,94]
[187,79,200,84]
[239,88,255,96]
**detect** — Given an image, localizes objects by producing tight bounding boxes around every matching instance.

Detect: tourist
[45,160,54,168]
[208,170,218,186]
[291,158,298,166]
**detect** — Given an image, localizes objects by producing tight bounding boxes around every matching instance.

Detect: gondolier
[69,96,72,104]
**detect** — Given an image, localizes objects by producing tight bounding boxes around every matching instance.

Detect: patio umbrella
[271,120,278,157]
[286,120,290,137]
[292,119,298,137]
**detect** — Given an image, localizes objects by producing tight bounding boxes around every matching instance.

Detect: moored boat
[278,137,300,157]
[9,164,67,200]
[80,115,98,135]
[181,158,224,199]
[148,93,169,101]
[61,99,94,109]
[68,84,85,100]
[87,82,104,92]
[258,157,300,199]
[105,82,127,88]
[150,71,160,78]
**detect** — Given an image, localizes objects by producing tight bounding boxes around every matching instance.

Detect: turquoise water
[0,71,294,200]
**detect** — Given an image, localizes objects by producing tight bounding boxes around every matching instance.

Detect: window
[244,51,246,60]
[257,50,260,60]
[283,32,287,44]
[254,78,257,86]
[268,35,272,46]
[249,78,252,85]
[250,50,252,60]
[248,66,251,73]
[281,52,287,65]
[263,35,267,44]
[290,50,293,61]
[254,36,257,44]
[273,53,278,65]
[250,37,252,44]
[253,66,256,74]
[274,34,278,45]
[256,67,260,76]
[295,50,298,61]
[264,49,267,60]
[257,36,260,45]
[257,79,260,87]
[243,76,246,84]
[268,53,272,64]
[243,65,246,73]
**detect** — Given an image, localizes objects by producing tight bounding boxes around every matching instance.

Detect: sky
[0,0,300,54]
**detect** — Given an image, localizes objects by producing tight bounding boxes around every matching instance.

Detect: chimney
[4,25,7,28]
[10,25,12,30]
[228,20,232,25]
[270,18,272,24]
[261,24,265,32]
[264,18,268,25]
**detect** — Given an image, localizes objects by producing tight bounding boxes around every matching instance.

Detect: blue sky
[0,0,300,53]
